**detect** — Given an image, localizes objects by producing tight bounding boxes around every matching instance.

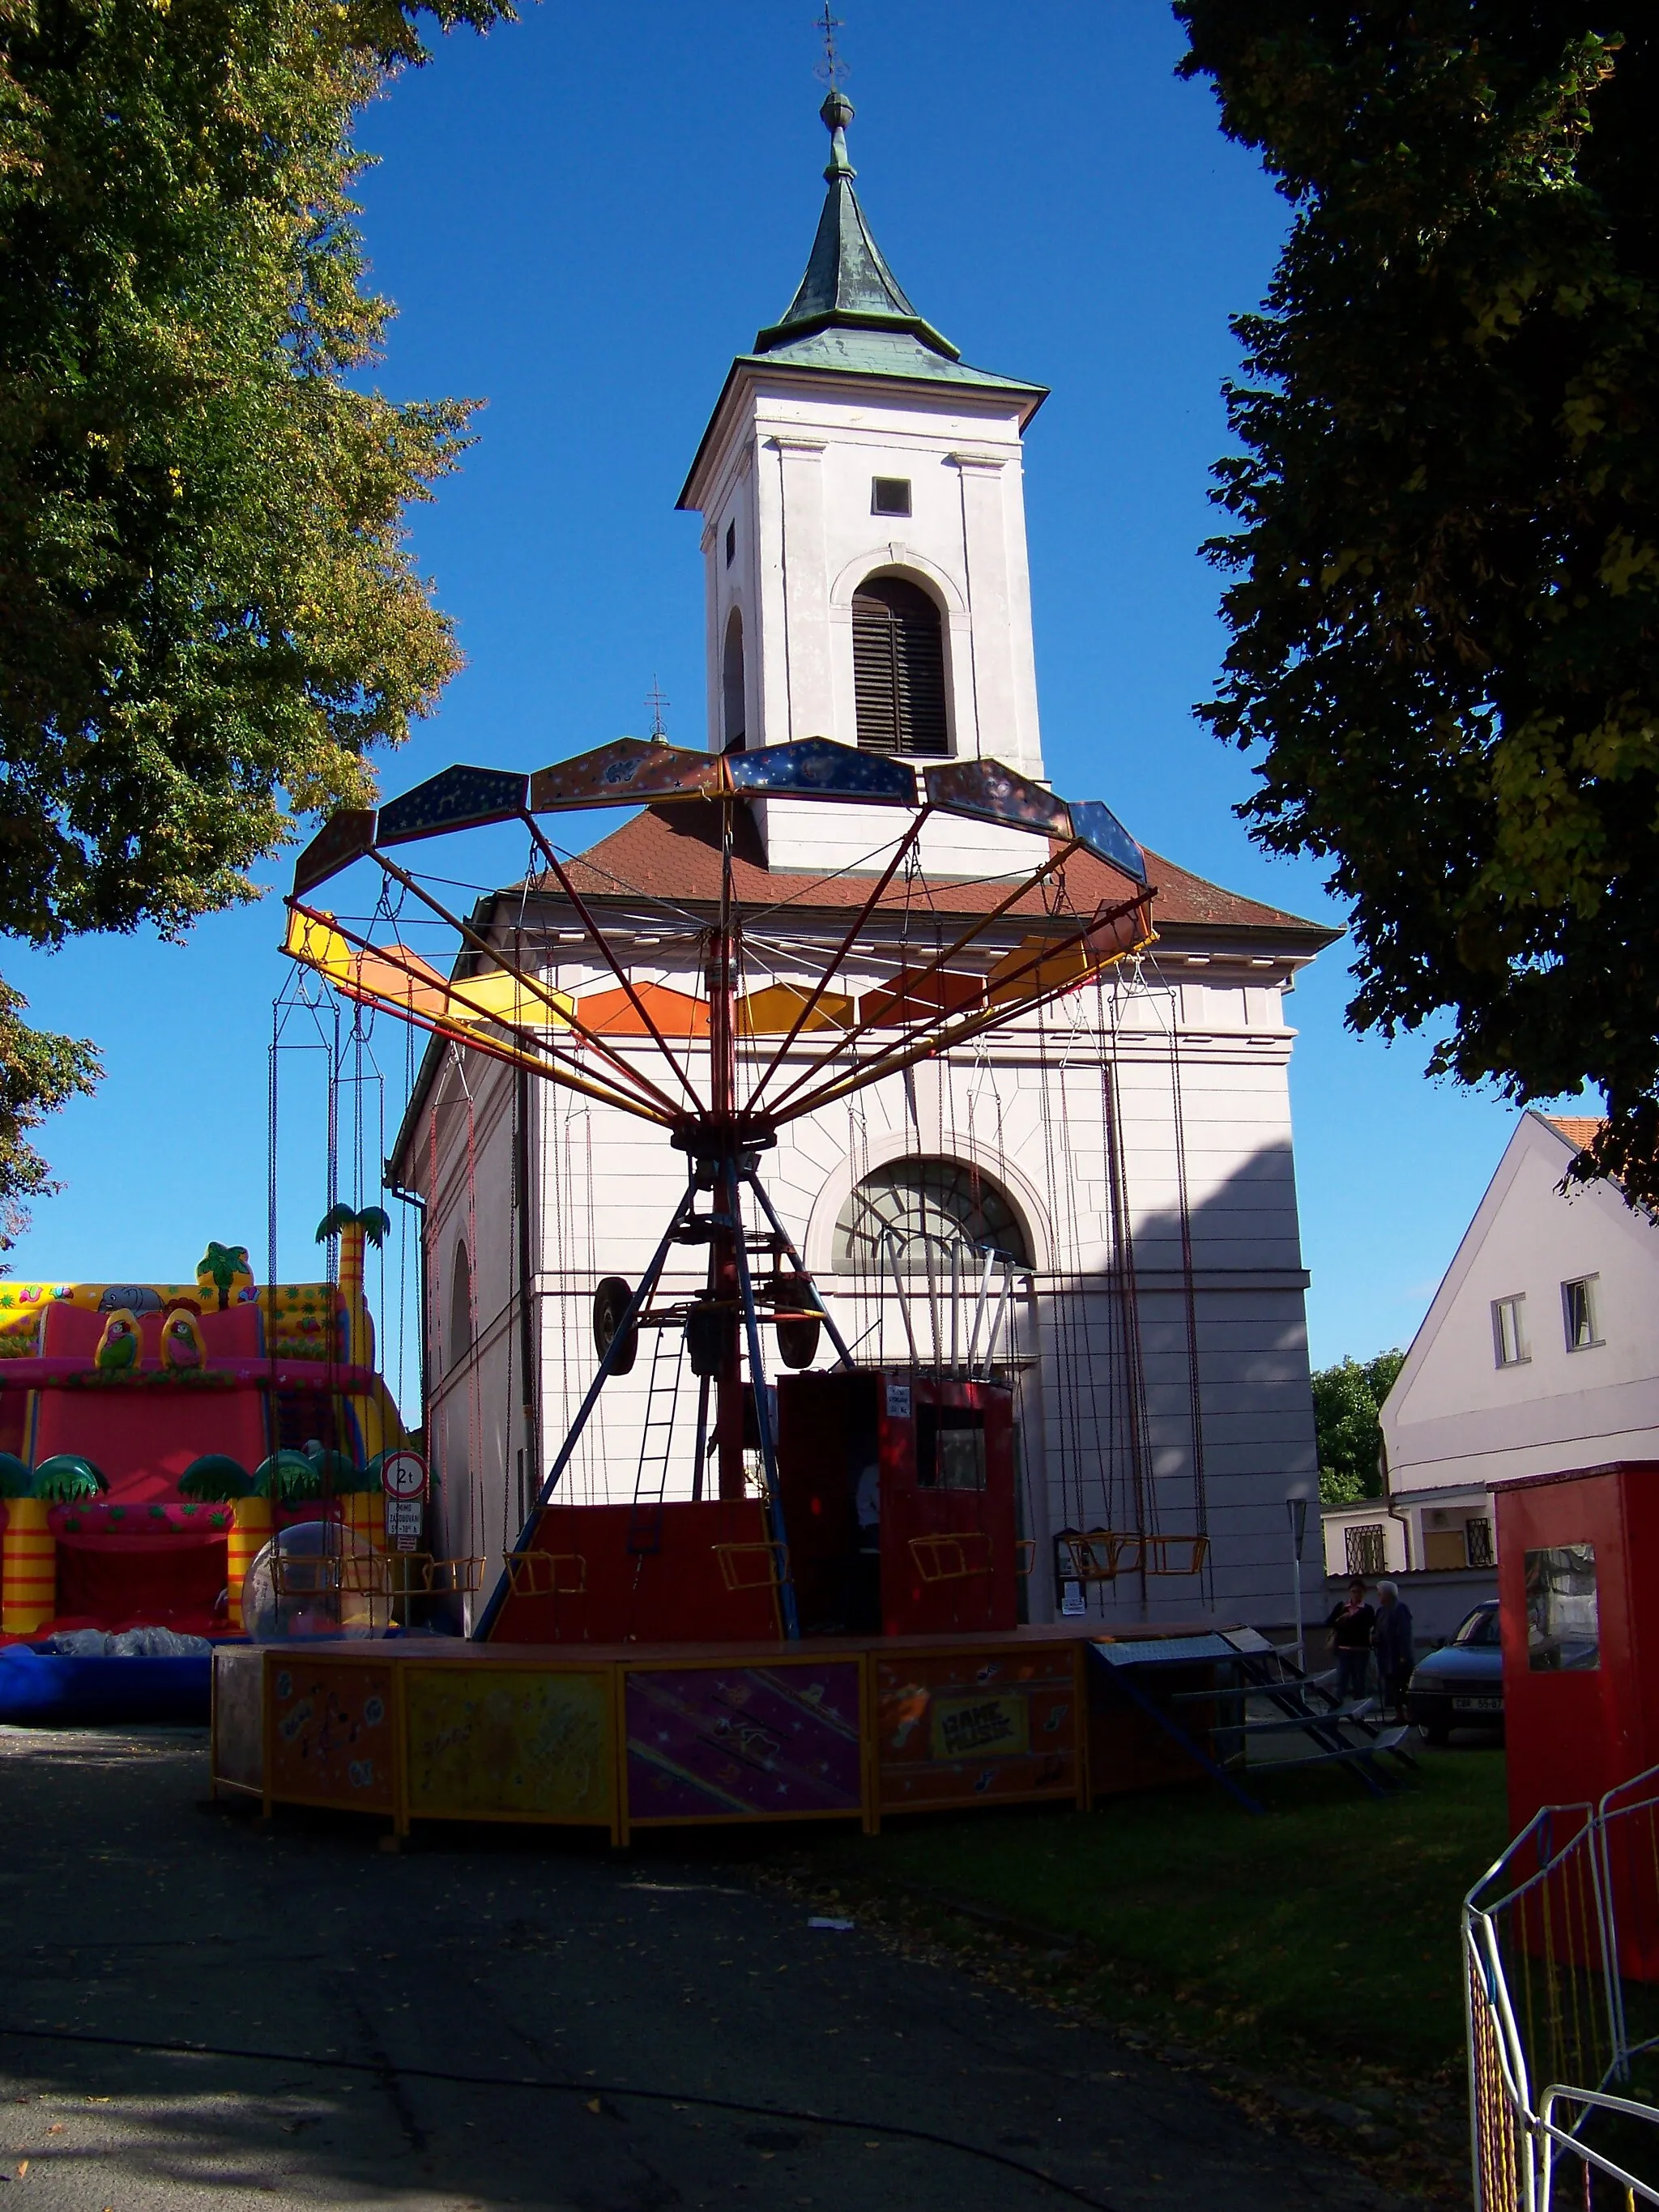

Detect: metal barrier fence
[1465,1765,1659,2209]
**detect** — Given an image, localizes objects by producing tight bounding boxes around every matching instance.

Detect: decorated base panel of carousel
[211,1620,1234,1844]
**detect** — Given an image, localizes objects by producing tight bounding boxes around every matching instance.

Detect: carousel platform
[210,1619,1256,1844]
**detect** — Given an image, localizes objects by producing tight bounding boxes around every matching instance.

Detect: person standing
[1324,1577,1375,1704]
[1373,1579,1415,1723]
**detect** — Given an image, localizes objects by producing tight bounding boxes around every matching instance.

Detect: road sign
[384,1497,424,1554]
[380,1451,428,1502]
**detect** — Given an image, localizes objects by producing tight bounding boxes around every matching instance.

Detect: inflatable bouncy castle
[0,1219,409,1644]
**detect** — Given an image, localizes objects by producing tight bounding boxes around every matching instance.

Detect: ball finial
[820,87,855,179]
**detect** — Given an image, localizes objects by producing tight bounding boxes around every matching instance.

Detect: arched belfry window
[722,608,746,753]
[833,1158,1029,1275]
[852,576,949,757]
[449,1240,473,1367]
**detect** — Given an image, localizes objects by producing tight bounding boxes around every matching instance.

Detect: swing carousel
[211,737,1244,1843]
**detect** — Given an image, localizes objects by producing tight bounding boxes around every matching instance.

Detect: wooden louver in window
[852,578,949,757]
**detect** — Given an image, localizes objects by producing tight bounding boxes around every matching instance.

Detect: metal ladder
[626,1322,684,1556]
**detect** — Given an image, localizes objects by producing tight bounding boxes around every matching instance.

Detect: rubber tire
[775,1315,821,1370]
[592,1276,639,1375]
[1417,1720,1451,1748]
[684,1303,723,1379]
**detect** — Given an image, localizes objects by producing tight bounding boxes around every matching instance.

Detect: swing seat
[1143,1533,1209,1577]
[387,1554,483,1597]
[908,1531,993,1584]
[503,1549,586,1597]
[1058,1530,1142,1583]
[712,1540,789,1593]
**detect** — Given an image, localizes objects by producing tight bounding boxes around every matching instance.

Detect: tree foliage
[0,978,98,1250]
[0,0,512,1237]
[1175,6,1659,1204]
[1312,1348,1405,1505]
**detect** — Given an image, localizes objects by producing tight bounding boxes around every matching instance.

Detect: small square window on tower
[872,476,911,518]
[724,519,736,567]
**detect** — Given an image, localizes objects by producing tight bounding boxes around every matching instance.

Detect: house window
[724,518,736,567]
[1346,1524,1386,1577]
[1466,1517,1495,1568]
[851,576,949,757]
[1492,1294,1528,1367]
[1562,1275,1602,1351]
[872,475,912,518]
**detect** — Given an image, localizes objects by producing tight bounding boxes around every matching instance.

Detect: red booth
[1495,1462,1659,1826]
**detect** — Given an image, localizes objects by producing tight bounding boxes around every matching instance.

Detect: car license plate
[1456,1697,1503,1711]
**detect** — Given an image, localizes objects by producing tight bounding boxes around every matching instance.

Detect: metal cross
[645,675,670,740]
[814,2,845,87]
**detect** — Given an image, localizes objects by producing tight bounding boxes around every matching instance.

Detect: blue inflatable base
[0,1644,212,1726]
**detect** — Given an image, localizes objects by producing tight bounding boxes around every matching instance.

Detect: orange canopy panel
[736,982,855,1037]
[859,969,986,1026]
[577,982,710,1039]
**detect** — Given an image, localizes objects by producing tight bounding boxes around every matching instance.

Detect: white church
[390,91,1337,1633]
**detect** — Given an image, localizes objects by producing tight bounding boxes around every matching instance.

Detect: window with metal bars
[851,576,949,757]
[1346,1523,1386,1577]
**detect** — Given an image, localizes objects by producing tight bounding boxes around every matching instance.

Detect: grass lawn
[784,1741,1509,2125]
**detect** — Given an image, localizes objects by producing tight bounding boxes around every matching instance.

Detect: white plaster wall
[403,936,1323,1632]
[1382,1114,1659,1494]
[689,373,1043,788]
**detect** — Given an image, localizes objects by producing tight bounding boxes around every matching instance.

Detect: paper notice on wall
[885,1382,912,1421]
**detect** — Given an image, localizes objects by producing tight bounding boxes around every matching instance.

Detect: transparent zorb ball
[242,1519,392,1642]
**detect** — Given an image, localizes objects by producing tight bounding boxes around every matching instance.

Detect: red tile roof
[1543,1115,1606,1153]
[546,802,1332,941]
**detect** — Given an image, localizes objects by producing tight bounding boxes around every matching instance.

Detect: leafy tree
[1311,1349,1405,1506]
[1175,7,1659,1204]
[0,0,514,1236]
[0,980,98,1250]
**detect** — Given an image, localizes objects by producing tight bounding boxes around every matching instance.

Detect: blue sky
[3,2,1584,1390]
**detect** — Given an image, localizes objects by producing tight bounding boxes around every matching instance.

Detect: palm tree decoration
[197,1241,253,1311]
[254,1451,325,1504]
[315,1204,392,1308]
[178,1455,254,1502]
[0,1452,32,1499]
[32,1455,108,1503]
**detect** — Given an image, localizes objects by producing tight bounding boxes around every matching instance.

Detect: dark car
[1406,1599,1503,1744]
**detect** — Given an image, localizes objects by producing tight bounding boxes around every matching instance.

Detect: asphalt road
[0,1726,1410,2212]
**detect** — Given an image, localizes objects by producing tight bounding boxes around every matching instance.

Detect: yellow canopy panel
[986,935,1106,1008]
[736,982,855,1037]
[284,913,572,1032]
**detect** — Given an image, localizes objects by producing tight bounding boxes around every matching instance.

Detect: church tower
[679,92,1051,876]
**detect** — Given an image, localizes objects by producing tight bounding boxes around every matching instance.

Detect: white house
[1322,1112,1659,1622]
[393,93,1339,1635]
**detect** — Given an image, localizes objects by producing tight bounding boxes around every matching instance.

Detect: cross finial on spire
[645,675,670,743]
[814,3,844,91]
[814,7,855,179]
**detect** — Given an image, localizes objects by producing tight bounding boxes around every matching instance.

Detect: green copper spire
[753,91,961,362]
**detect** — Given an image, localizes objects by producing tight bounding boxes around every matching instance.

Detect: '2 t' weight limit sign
[380,1451,428,1554]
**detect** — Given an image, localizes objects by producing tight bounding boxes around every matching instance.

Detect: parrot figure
[94,1310,141,1373]
[160,1308,207,1371]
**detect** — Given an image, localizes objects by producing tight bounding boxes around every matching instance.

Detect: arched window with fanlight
[449,1239,473,1368]
[852,575,949,757]
[832,1157,1029,1275]
[722,607,746,753]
